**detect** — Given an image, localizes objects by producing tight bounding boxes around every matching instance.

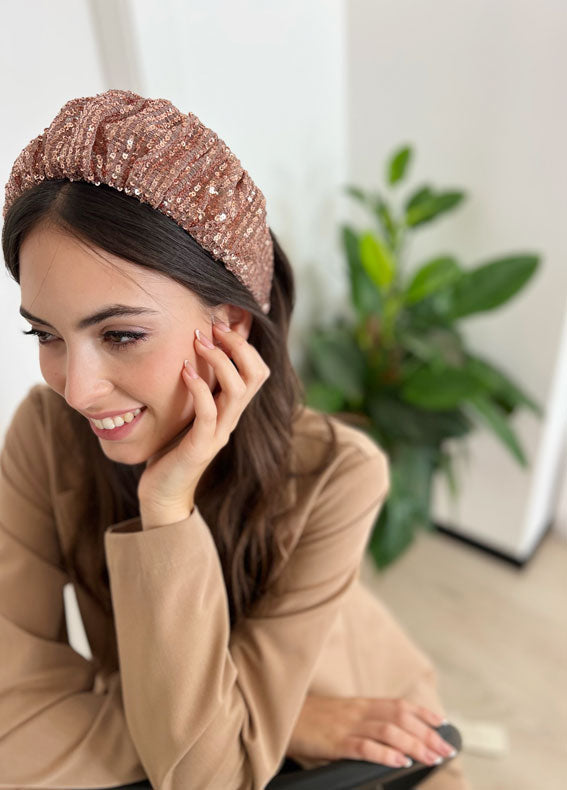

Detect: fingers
[181,363,218,456]
[361,699,456,768]
[194,325,269,393]
[343,735,413,768]
[211,322,271,388]
[196,328,249,401]
[197,324,269,422]
[181,324,270,449]
[363,720,452,767]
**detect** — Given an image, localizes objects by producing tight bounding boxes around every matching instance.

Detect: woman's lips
[89,407,147,440]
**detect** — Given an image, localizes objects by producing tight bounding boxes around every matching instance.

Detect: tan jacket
[0,385,467,790]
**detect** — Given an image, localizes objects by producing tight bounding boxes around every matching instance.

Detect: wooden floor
[359,528,567,790]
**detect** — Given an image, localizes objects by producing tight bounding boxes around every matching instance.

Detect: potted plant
[300,144,543,569]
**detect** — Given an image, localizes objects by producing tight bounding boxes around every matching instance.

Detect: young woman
[0,90,468,789]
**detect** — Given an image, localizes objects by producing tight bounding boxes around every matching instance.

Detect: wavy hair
[2,180,337,628]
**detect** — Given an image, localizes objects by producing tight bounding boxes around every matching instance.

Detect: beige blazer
[0,385,467,789]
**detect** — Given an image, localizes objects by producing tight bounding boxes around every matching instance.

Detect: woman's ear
[213,306,253,341]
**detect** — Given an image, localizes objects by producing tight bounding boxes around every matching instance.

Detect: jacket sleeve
[103,431,390,790]
[0,388,148,788]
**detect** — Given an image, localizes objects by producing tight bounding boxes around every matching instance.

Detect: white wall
[0,0,106,438]
[126,0,349,361]
[555,468,567,541]
[346,0,567,557]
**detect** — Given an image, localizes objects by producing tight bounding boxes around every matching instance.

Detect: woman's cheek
[39,354,64,393]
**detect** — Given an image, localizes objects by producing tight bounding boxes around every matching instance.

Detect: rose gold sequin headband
[3,89,274,314]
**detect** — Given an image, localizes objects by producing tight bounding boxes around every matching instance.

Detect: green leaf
[465,393,528,466]
[399,326,465,368]
[448,255,540,319]
[387,145,412,185]
[367,394,472,445]
[465,355,543,416]
[369,502,415,569]
[372,195,398,250]
[404,256,462,305]
[359,232,395,289]
[341,225,383,318]
[403,291,455,333]
[344,185,369,204]
[304,381,346,413]
[405,185,434,212]
[437,449,459,499]
[368,444,435,568]
[405,190,466,228]
[306,328,366,404]
[400,365,484,410]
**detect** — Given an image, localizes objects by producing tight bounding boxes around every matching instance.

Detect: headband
[3,89,274,314]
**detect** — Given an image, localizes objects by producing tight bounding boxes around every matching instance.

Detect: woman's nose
[64,355,113,413]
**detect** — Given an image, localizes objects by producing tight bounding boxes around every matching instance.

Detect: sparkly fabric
[3,89,274,314]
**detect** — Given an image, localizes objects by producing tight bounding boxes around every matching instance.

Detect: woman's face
[19,221,251,466]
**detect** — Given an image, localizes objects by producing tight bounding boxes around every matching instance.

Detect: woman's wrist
[140,500,195,530]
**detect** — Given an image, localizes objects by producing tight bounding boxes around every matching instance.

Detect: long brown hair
[2,180,337,627]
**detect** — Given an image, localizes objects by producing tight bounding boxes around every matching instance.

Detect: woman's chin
[99,443,150,466]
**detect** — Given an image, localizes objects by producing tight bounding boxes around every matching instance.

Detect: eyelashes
[22,328,149,352]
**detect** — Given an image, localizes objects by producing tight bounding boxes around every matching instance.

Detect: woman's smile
[88,406,147,441]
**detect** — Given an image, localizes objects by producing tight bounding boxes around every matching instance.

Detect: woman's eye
[103,331,149,350]
[22,328,56,345]
[22,328,148,351]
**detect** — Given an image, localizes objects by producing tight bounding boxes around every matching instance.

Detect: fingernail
[395,755,412,767]
[214,320,231,333]
[437,739,455,757]
[183,359,199,378]
[195,328,214,348]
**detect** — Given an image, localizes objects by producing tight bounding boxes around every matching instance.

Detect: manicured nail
[183,359,199,378]
[436,737,456,757]
[195,328,214,348]
[394,755,412,767]
[214,320,231,332]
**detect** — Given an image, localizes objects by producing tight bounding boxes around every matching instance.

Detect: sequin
[3,89,274,314]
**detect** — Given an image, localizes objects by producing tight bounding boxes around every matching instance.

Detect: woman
[0,90,467,789]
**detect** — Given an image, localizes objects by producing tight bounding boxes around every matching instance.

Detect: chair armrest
[87,724,461,790]
[265,723,462,790]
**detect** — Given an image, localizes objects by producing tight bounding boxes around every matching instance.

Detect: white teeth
[92,408,142,430]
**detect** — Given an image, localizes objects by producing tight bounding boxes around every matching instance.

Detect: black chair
[98,722,461,790]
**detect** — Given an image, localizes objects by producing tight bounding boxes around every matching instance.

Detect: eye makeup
[22,328,149,352]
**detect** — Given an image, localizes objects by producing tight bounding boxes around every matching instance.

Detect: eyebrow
[19,304,160,331]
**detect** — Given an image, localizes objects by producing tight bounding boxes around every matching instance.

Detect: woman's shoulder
[289,404,390,498]
[3,384,83,484]
[6,383,72,439]
[292,404,388,460]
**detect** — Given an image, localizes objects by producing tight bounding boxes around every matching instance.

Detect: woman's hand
[137,321,270,525]
[286,695,457,769]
